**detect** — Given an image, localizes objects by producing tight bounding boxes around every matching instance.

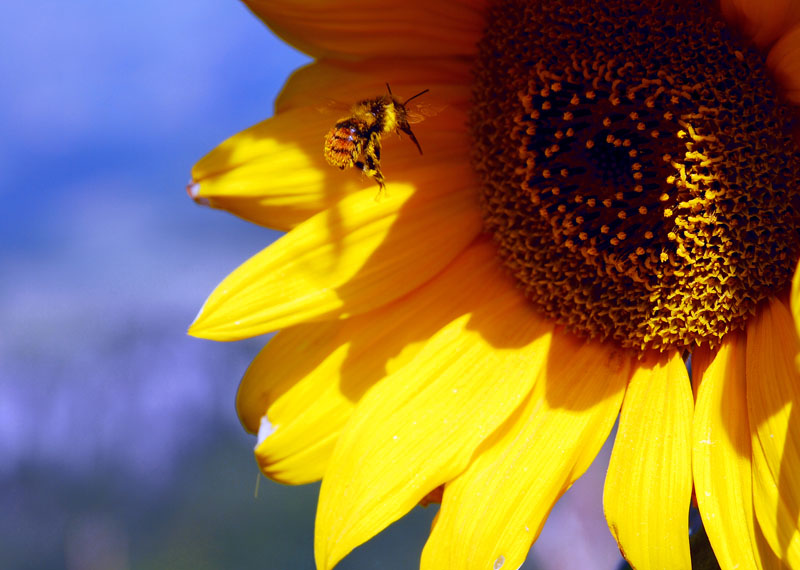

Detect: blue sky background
[0,0,297,482]
[1,2,621,568]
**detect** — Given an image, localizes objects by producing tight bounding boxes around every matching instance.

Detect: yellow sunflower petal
[721,0,800,49]
[190,82,470,231]
[241,0,487,60]
[314,287,555,570]
[420,332,629,570]
[793,261,800,364]
[189,181,482,341]
[692,334,764,570]
[603,351,693,570]
[189,109,335,231]
[243,320,343,485]
[192,59,470,179]
[274,58,472,115]
[767,24,800,105]
[238,240,505,484]
[189,144,318,229]
[746,297,800,565]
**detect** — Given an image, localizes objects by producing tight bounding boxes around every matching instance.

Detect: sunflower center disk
[471,0,800,352]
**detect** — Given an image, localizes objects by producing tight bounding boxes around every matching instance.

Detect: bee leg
[356,157,387,199]
[361,134,386,198]
[398,122,423,154]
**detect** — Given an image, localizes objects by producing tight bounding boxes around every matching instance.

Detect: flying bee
[323,84,430,194]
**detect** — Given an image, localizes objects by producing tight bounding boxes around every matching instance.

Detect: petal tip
[187,298,212,338]
[186,179,200,198]
[256,415,276,448]
[186,179,211,206]
[186,323,206,338]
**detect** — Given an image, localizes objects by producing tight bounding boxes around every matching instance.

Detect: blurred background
[0,1,622,568]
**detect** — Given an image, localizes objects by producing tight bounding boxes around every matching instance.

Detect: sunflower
[187,0,800,568]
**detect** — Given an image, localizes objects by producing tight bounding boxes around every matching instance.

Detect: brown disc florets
[471,0,800,352]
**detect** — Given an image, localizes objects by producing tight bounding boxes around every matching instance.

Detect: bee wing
[406,102,448,124]
[315,99,353,117]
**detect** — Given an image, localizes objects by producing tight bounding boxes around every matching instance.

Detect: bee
[323,84,430,194]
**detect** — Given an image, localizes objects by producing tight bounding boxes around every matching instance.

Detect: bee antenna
[403,88,430,105]
[386,83,393,97]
